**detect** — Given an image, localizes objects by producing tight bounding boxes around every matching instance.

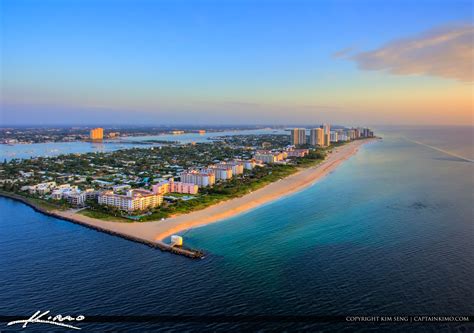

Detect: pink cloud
[351,24,474,82]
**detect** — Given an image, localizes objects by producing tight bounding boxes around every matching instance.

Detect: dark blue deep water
[1,127,473,332]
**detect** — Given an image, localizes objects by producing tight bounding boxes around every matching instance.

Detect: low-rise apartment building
[254,151,287,164]
[152,179,198,195]
[286,148,309,157]
[180,170,216,187]
[98,189,163,212]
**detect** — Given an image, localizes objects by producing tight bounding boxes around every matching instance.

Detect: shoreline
[0,191,204,258]
[1,139,374,257]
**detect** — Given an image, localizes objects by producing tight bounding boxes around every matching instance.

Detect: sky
[1,0,473,126]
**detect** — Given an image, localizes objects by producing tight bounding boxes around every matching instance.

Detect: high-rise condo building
[360,128,374,137]
[354,128,361,138]
[310,128,325,146]
[290,128,307,146]
[321,124,331,146]
[90,127,104,140]
[346,129,356,140]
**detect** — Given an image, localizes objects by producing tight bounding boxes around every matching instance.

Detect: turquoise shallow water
[0,127,473,332]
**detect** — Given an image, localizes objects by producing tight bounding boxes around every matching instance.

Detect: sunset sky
[1,0,473,126]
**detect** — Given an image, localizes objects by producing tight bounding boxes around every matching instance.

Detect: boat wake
[404,138,473,163]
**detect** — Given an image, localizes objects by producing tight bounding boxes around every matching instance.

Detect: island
[0,126,377,258]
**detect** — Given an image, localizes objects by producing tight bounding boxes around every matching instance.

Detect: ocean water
[379,126,473,160]
[0,127,473,332]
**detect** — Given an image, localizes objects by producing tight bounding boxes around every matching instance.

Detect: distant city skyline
[1,0,472,126]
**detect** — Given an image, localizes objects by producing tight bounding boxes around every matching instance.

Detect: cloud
[332,47,355,59]
[350,24,474,82]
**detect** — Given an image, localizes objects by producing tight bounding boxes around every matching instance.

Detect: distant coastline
[1,139,375,257]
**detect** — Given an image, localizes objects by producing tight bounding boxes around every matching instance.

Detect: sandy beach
[48,139,372,248]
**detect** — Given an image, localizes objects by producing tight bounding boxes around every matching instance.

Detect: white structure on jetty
[171,235,183,246]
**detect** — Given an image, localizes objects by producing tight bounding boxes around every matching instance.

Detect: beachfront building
[214,162,244,176]
[341,133,349,141]
[286,148,310,157]
[51,184,77,199]
[51,189,65,200]
[171,181,198,194]
[290,128,307,146]
[321,123,330,134]
[321,124,331,146]
[85,188,100,200]
[228,159,256,171]
[310,128,325,147]
[354,128,360,139]
[346,129,356,140]
[243,160,256,170]
[344,127,374,140]
[330,131,339,143]
[205,167,233,180]
[152,179,198,195]
[254,151,286,164]
[66,191,86,206]
[152,181,170,195]
[354,128,361,139]
[226,162,244,175]
[90,127,104,140]
[337,130,349,141]
[360,128,374,137]
[28,181,57,195]
[254,152,277,164]
[98,189,163,212]
[180,170,216,187]
[50,185,85,206]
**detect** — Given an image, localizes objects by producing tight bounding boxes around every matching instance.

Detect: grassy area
[0,190,69,212]
[79,209,131,222]
[28,197,69,212]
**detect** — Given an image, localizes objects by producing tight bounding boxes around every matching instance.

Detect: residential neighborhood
[0,127,373,220]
